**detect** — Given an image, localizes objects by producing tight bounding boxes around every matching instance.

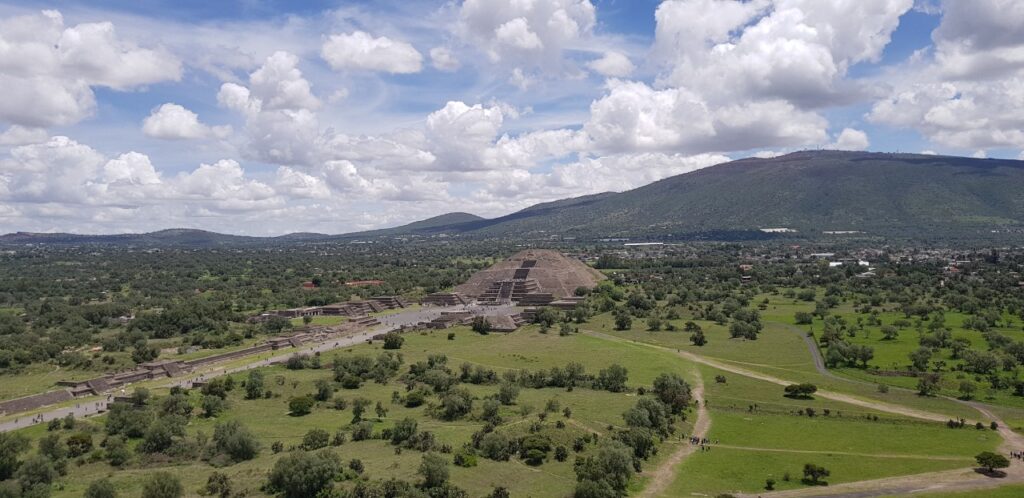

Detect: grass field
[30,325,700,497]
[288,315,347,327]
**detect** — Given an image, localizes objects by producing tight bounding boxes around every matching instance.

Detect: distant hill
[5,151,1024,245]
[411,151,1024,240]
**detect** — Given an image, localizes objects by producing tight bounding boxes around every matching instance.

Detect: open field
[11,325,700,497]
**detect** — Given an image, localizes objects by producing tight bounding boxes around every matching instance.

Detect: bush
[288,395,315,416]
[266,449,342,498]
[204,472,232,498]
[212,420,260,462]
[85,478,118,498]
[382,332,404,350]
[301,428,330,450]
[201,395,226,418]
[141,471,183,498]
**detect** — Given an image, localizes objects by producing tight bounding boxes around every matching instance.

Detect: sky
[0,0,1023,235]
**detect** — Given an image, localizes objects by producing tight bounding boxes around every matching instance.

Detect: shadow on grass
[973,468,1008,478]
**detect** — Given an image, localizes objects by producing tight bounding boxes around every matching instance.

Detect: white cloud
[828,128,871,151]
[0,126,48,146]
[102,152,162,186]
[321,31,423,74]
[425,101,509,170]
[0,10,181,128]
[587,52,634,77]
[868,0,1024,152]
[0,136,105,204]
[429,46,461,72]
[248,51,320,111]
[584,80,827,154]
[275,166,331,199]
[654,0,912,108]
[142,103,229,140]
[458,0,595,69]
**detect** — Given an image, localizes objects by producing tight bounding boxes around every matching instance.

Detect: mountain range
[4,150,1024,246]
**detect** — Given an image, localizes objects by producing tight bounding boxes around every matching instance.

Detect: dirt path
[638,367,709,498]
[588,332,964,424]
[588,331,1024,497]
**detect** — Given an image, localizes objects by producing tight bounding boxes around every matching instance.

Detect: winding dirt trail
[638,366,709,498]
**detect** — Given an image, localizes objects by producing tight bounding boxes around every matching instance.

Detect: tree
[614,313,632,331]
[471,316,491,334]
[909,347,932,371]
[201,395,226,418]
[784,383,817,399]
[351,397,372,422]
[301,428,330,450]
[975,451,1010,473]
[479,432,513,461]
[141,471,183,498]
[391,418,418,445]
[439,388,474,420]
[520,435,552,465]
[574,440,634,497]
[652,373,692,414]
[16,454,57,489]
[212,420,260,462]
[959,380,977,400]
[794,312,813,325]
[917,373,940,396]
[802,463,830,484]
[418,452,450,489]
[691,329,707,346]
[85,478,118,498]
[245,370,265,399]
[266,449,342,498]
[497,382,520,405]
[880,325,899,340]
[314,379,333,402]
[597,364,629,392]
[204,472,232,498]
[289,395,315,416]
[382,332,404,350]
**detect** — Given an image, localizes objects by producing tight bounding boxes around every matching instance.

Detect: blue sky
[0,0,1022,235]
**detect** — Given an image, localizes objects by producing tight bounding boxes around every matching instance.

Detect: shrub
[266,449,342,498]
[288,395,315,416]
[301,428,330,450]
[141,471,183,498]
[85,478,118,498]
[382,332,404,350]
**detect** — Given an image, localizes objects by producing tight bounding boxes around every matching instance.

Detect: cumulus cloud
[142,103,230,140]
[868,0,1024,152]
[827,128,871,151]
[321,31,423,74]
[429,46,461,72]
[654,0,912,108]
[0,126,48,146]
[587,52,634,77]
[584,80,827,154]
[458,0,595,71]
[0,10,181,128]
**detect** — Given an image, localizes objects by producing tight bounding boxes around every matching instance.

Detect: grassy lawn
[289,315,348,327]
[665,447,971,496]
